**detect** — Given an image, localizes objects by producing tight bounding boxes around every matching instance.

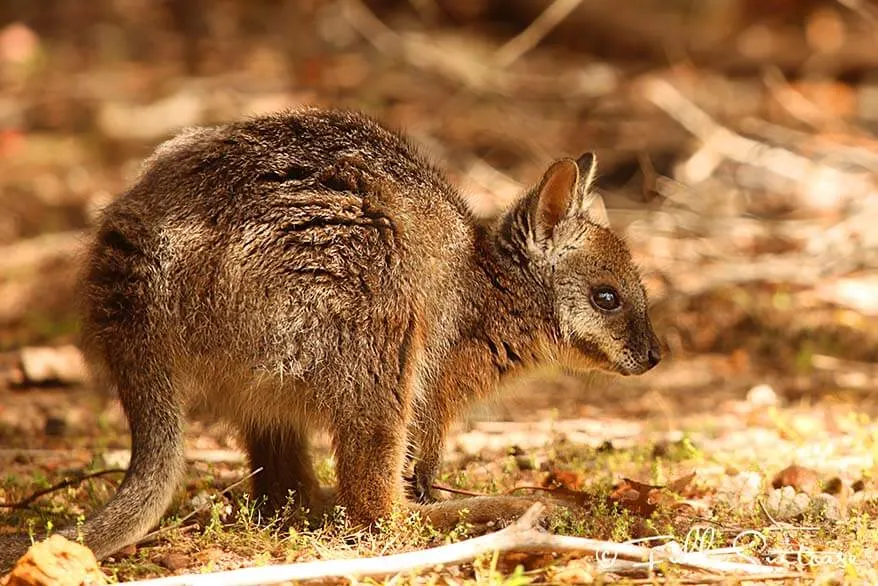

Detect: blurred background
[1,0,878,449]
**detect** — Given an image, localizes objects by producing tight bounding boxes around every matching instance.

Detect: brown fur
[1,109,660,568]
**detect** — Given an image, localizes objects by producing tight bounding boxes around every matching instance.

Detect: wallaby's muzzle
[619,328,662,375]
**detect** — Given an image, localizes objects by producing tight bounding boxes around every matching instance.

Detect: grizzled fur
[1,108,660,567]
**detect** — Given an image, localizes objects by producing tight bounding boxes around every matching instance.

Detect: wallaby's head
[497,154,661,375]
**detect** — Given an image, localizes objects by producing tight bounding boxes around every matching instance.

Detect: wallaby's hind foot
[414,496,558,535]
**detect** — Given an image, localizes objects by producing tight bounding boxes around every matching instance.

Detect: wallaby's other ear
[587,193,611,228]
[534,159,579,239]
[575,152,611,227]
[575,152,599,196]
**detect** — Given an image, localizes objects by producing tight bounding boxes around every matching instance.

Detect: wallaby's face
[512,154,661,375]
[552,225,660,375]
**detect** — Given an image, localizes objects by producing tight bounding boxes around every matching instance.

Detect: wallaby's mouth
[569,335,660,376]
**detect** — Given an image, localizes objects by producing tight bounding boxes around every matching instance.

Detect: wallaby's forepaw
[406,464,438,504]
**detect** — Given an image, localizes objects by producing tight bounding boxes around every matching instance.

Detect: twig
[429,482,486,497]
[0,469,125,509]
[834,0,878,25]
[761,67,831,131]
[119,503,789,585]
[341,0,499,91]
[101,448,247,467]
[406,0,440,21]
[492,0,585,68]
[757,498,780,527]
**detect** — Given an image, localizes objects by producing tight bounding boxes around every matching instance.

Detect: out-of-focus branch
[493,0,584,68]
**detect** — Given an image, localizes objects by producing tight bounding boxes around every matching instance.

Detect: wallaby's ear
[534,159,579,239]
[586,193,611,228]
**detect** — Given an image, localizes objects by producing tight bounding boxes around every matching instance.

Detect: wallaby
[1,108,660,568]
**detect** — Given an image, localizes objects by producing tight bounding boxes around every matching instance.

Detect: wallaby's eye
[591,286,621,312]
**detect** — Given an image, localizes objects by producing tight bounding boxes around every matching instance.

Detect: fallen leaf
[158,552,190,571]
[1,535,105,586]
[772,464,820,494]
[667,472,696,494]
[610,473,696,518]
[542,468,583,490]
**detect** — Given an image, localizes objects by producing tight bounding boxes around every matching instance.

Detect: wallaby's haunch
[3,109,661,566]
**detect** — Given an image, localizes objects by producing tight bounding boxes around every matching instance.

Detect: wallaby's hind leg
[67,365,185,560]
[329,318,420,527]
[244,427,326,522]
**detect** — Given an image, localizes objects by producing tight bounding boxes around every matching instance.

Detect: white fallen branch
[120,504,788,586]
[642,77,875,211]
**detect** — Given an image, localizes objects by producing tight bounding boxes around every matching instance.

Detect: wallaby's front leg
[410,430,443,503]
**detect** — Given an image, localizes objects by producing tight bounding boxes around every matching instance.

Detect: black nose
[647,346,662,368]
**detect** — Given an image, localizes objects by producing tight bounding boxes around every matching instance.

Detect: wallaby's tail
[70,206,187,560]
[68,369,185,560]
[0,367,184,571]
[0,219,187,571]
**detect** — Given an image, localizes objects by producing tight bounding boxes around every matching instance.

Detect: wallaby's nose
[647,346,662,369]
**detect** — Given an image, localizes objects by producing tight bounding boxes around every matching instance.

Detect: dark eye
[591,286,621,311]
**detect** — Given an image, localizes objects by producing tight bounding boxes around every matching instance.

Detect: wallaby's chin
[561,337,615,375]
[615,361,652,376]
